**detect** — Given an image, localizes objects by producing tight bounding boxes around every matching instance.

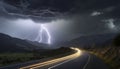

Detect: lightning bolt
[35,24,51,44]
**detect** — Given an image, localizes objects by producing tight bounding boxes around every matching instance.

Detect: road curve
[0,48,109,69]
[46,53,109,69]
[20,48,82,69]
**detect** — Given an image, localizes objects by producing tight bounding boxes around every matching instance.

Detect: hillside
[0,33,48,53]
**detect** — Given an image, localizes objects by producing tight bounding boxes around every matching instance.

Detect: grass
[0,47,74,67]
[0,53,34,66]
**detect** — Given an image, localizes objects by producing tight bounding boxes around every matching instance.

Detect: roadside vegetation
[87,34,120,69]
[0,47,74,67]
[0,53,33,66]
[89,46,120,69]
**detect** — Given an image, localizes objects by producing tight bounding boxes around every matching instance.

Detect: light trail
[35,24,51,44]
[20,47,82,69]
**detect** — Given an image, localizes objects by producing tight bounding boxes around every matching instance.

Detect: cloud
[106,19,115,29]
[1,0,120,22]
[103,18,118,32]
[0,0,63,23]
[0,0,120,43]
[104,6,116,12]
[91,11,102,16]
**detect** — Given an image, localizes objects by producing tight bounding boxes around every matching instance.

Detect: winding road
[0,48,109,69]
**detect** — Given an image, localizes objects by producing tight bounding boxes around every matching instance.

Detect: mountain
[27,40,54,49]
[0,33,49,53]
[60,33,117,48]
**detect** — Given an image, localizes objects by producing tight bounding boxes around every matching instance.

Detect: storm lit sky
[0,0,120,44]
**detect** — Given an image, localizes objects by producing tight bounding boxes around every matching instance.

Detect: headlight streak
[20,48,82,69]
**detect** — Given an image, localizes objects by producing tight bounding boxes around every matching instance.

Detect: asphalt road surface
[0,48,109,69]
[47,53,109,69]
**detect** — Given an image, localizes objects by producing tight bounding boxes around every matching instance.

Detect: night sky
[0,0,120,44]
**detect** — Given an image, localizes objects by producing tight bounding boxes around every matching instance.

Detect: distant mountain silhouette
[61,33,117,48]
[0,33,48,53]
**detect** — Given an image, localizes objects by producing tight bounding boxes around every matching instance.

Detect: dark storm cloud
[1,0,120,20]
[0,0,60,22]
[0,0,120,43]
